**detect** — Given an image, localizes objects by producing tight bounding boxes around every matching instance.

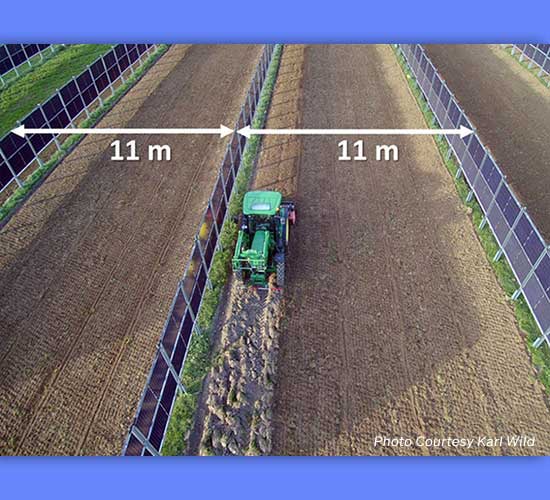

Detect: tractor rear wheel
[234,268,244,283]
[276,260,285,288]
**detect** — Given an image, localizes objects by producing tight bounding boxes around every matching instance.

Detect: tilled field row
[0,44,262,455]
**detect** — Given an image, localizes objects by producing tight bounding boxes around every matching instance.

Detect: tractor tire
[234,269,244,283]
[276,260,285,288]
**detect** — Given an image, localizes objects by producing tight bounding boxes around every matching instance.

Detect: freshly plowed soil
[424,45,550,242]
[0,44,261,455]
[268,45,550,455]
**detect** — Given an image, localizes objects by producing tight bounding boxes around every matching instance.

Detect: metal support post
[195,236,213,289]
[130,427,160,456]
[158,343,186,394]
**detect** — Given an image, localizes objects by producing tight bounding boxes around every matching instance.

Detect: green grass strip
[392,45,550,394]
[1,45,67,92]
[501,45,550,90]
[0,45,169,224]
[161,44,283,456]
[0,44,114,137]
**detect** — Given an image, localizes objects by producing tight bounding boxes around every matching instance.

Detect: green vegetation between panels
[161,44,283,456]
[1,45,67,91]
[0,44,114,138]
[393,45,550,394]
[0,45,169,223]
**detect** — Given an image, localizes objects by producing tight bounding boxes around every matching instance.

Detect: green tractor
[232,191,296,288]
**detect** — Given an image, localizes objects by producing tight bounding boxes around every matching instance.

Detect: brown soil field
[0,44,262,455]
[424,45,550,242]
[266,45,550,455]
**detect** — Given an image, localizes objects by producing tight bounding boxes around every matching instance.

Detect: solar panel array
[0,44,52,80]
[123,45,277,456]
[398,44,550,350]
[510,44,550,82]
[0,44,158,196]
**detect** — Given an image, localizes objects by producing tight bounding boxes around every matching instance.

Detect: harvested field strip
[268,45,550,455]
[161,45,283,456]
[394,46,550,394]
[0,44,262,455]
[190,45,306,456]
[0,44,112,137]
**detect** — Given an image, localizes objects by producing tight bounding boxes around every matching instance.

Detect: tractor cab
[232,191,296,288]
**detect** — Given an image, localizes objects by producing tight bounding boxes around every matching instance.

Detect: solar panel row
[512,44,550,79]
[0,44,52,77]
[123,45,275,456]
[0,44,156,194]
[399,44,550,349]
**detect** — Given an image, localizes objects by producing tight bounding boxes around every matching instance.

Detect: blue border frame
[1,1,549,498]
[1,0,549,43]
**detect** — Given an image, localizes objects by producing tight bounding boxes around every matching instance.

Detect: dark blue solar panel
[523,231,545,265]
[160,375,177,413]
[420,54,428,73]
[480,155,502,194]
[0,161,12,190]
[504,235,531,283]
[425,62,435,83]
[487,203,509,245]
[501,195,520,227]
[534,300,550,332]
[125,435,143,456]
[180,310,194,346]
[496,183,513,211]
[448,101,461,126]
[135,388,157,435]
[149,407,169,449]
[474,176,492,212]
[461,152,477,183]
[149,355,168,398]
[534,50,545,66]
[171,335,188,373]
[535,254,550,294]
[514,213,533,244]
[524,274,544,310]
[432,75,442,96]
[440,85,451,108]
[161,316,179,355]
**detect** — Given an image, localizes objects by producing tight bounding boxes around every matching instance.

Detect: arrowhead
[12,125,25,138]
[220,125,233,138]
[460,125,473,139]
[238,125,251,139]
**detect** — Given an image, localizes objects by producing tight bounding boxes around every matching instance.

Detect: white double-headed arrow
[237,125,473,139]
[12,124,234,138]
[11,123,473,140]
